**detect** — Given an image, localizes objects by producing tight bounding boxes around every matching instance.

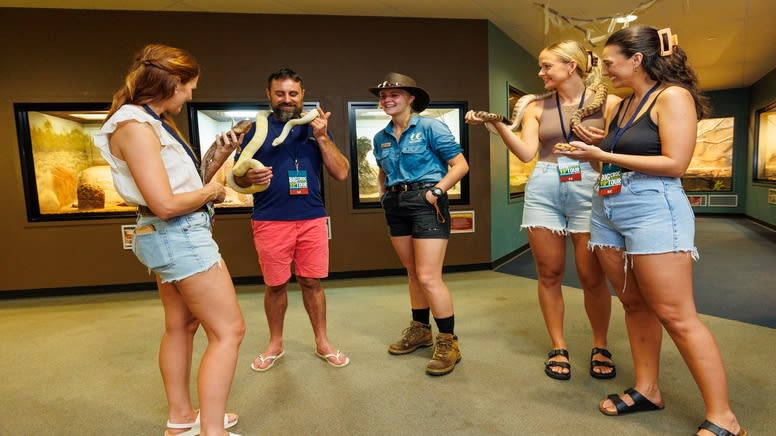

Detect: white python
[226,110,320,194]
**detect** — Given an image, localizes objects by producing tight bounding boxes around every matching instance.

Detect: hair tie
[657,28,679,56]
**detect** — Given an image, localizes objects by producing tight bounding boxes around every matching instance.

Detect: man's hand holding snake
[310,107,330,143]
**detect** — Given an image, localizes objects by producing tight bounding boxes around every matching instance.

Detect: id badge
[288,170,308,196]
[598,163,622,196]
[557,156,582,182]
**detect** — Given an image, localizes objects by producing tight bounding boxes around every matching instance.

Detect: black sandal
[590,347,616,379]
[544,348,570,380]
[695,420,747,436]
[599,387,664,416]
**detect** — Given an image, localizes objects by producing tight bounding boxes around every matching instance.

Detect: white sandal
[165,411,238,436]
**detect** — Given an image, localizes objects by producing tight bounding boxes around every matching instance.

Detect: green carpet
[1,271,773,434]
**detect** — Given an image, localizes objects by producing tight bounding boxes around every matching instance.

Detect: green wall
[746,67,776,226]
[486,23,543,261]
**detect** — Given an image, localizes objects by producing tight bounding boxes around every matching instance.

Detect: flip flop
[250,350,285,372]
[599,387,664,416]
[314,349,350,368]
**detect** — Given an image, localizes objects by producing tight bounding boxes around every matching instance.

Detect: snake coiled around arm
[473,82,608,137]
[225,110,320,194]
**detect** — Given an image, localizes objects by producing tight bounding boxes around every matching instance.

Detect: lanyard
[556,87,586,142]
[272,119,303,171]
[609,82,660,153]
[142,104,201,170]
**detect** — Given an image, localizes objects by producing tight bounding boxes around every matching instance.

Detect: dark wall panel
[0,8,491,291]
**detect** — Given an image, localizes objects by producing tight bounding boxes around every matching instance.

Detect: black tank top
[599,89,667,156]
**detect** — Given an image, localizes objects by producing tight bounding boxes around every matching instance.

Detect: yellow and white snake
[224,110,319,194]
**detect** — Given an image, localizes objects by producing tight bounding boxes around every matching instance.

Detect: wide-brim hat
[369,72,430,113]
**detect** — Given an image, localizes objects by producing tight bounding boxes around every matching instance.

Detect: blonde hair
[509,40,606,131]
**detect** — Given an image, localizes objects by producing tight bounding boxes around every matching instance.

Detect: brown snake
[473,82,608,139]
[199,119,253,181]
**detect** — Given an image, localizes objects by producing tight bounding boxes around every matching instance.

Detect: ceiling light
[614,15,638,24]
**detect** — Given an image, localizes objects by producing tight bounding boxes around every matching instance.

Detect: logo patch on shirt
[380,142,392,148]
[408,133,423,143]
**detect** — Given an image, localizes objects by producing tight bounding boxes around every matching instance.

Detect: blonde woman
[466,41,621,381]
[370,72,469,376]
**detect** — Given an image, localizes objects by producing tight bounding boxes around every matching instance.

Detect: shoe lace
[432,338,452,359]
[402,325,426,342]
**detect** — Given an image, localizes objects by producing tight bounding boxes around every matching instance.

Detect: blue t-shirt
[238,114,328,221]
[372,114,462,186]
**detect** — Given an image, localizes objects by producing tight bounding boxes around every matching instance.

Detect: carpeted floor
[1,269,773,435]
[495,216,776,328]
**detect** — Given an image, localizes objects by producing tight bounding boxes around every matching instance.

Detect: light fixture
[614,14,638,24]
[223,110,259,118]
[69,113,108,121]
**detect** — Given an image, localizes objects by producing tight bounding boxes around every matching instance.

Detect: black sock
[434,315,455,335]
[411,308,430,326]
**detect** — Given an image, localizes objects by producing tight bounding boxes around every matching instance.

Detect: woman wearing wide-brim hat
[368,72,469,376]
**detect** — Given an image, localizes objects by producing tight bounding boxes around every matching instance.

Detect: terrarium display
[755,104,776,183]
[348,102,469,208]
[188,102,321,212]
[15,103,136,221]
[682,117,734,192]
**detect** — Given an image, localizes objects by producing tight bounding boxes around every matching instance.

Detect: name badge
[288,170,308,196]
[380,142,392,148]
[557,156,582,182]
[598,163,622,196]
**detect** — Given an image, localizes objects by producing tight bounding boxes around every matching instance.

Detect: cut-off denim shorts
[589,172,698,258]
[132,210,222,283]
[522,160,597,234]
[381,190,451,239]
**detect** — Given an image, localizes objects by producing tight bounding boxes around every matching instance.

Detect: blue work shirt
[372,114,462,186]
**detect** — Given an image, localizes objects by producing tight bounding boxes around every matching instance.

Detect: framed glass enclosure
[14,102,136,222]
[347,101,470,209]
[754,102,776,184]
[682,117,735,192]
[187,101,320,212]
[506,85,536,199]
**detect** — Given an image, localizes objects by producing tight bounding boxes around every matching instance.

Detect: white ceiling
[3,0,775,91]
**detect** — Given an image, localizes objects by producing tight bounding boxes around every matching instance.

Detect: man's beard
[272,103,302,122]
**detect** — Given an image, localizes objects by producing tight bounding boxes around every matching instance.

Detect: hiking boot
[426,333,462,376]
[388,321,433,355]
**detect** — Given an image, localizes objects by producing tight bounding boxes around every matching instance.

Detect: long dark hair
[606,25,709,119]
[105,44,199,136]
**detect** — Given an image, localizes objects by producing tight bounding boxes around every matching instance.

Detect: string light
[535,0,659,46]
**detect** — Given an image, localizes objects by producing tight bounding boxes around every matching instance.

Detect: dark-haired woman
[94,44,243,436]
[557,26,745,436]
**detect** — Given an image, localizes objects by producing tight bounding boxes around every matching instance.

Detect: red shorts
[251,217,329,286]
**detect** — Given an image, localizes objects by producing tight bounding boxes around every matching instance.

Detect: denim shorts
[522,161,597,233]
[381,190,451,239]
[132,210,222,283]
[589,172,698,257]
